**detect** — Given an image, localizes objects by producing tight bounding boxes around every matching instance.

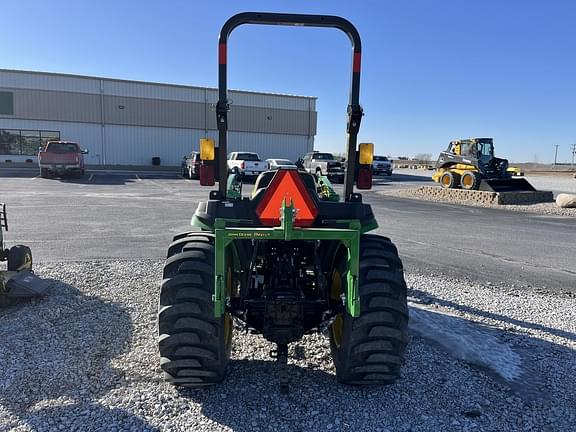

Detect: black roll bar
[216,12,363,201]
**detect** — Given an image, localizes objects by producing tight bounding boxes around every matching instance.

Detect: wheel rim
[462,174,473,188]
[24,252,32,269]
[441,173,452,187]
[331,269,343,348]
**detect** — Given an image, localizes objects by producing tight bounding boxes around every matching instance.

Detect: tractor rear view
[158,12,408,392]
[432,138,535,192]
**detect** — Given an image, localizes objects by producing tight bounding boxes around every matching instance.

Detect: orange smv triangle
[255,170,318,227]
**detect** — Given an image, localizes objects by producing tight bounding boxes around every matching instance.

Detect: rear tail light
[200,164,215,186]
[356,166,372,189]
[241,161,245,169]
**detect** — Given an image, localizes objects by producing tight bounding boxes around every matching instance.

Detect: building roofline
[0,68,317,100]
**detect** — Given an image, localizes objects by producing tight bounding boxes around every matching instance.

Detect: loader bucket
[478,178,536,193]
[5,270,50,298]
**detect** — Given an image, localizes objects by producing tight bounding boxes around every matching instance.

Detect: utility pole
[571,143,576,166]
[553,144,559,165]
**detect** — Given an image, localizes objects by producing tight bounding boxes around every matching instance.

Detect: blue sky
[1,0,575,162]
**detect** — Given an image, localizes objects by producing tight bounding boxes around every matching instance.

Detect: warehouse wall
[0,69,316,165]
[0,118,313,165]
[0,118,103,164]
[2,87,317,136]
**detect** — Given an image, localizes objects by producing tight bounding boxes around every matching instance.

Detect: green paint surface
[0,92,14,115]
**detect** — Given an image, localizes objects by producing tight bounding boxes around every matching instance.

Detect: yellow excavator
[432,138,535,192]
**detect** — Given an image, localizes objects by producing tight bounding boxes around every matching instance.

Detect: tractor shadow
[178,359,342,431]
[178,295,576,432]
[407,289,576,401]
[0,278,158,431]
[409,287,576,342]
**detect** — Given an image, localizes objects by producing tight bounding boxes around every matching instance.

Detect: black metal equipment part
[5,270,50,298]
[216,12,363,201]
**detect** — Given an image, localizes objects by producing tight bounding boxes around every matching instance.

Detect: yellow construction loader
[432,138,535,192]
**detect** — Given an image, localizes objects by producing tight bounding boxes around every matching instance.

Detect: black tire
[439,171,459,189]
[8,245,33,271]
[192,168,200,180]
[158,232,232,387]
[329,234,408,385]
[166,232,218,258]
[460,171,480,190]
[40,168,50,179]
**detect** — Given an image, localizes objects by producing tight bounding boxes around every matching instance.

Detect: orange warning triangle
[255,170,318,227]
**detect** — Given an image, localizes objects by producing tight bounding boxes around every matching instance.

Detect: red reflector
[353,52,361,73]
[219,43,226,64]
[356,166,372,190]
[255,170,318,227]
[199,164,215,186]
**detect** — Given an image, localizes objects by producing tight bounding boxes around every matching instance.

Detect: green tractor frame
[158,12,409,393]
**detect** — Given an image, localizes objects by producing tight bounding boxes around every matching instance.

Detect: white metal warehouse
[0,69,317,166]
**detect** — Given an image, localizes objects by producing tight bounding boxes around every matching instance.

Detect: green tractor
[158,12,408,392]
[1,203,48,303]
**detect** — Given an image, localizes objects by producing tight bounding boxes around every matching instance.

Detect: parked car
[38,141,88,178]
[182,151,201,179]
[266,158,296,170]
[301,151,344,182]
[372,155,393,176]
[227,152,266,179]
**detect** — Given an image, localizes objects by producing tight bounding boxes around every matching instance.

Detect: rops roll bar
[216,12,363,201]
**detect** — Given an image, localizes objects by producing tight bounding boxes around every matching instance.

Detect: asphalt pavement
[1,167,574,292]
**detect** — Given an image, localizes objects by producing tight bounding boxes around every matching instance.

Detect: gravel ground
[1,261,575,432]
[377,187,576,216]
[524,173,576,195]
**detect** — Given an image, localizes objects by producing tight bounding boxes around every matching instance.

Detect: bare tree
[414,153,432,162]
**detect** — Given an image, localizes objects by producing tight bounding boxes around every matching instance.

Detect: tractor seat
[251,170,318,199]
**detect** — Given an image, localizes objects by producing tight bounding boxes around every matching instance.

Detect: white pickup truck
[372,155,393,176]
[227,152,266,178]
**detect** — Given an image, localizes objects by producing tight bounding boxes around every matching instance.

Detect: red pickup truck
[38,141,88,178]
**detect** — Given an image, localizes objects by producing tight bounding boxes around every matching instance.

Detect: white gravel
[524,173,576,195]
[1,261,575,431]
[378,187,576,216]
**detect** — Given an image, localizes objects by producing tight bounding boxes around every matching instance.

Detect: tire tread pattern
[330,234,408,385]
[158,232,230,387]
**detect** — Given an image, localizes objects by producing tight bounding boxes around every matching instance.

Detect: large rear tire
[158,232,232,386]
[7,245,33,271]
[329,234,408,385]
